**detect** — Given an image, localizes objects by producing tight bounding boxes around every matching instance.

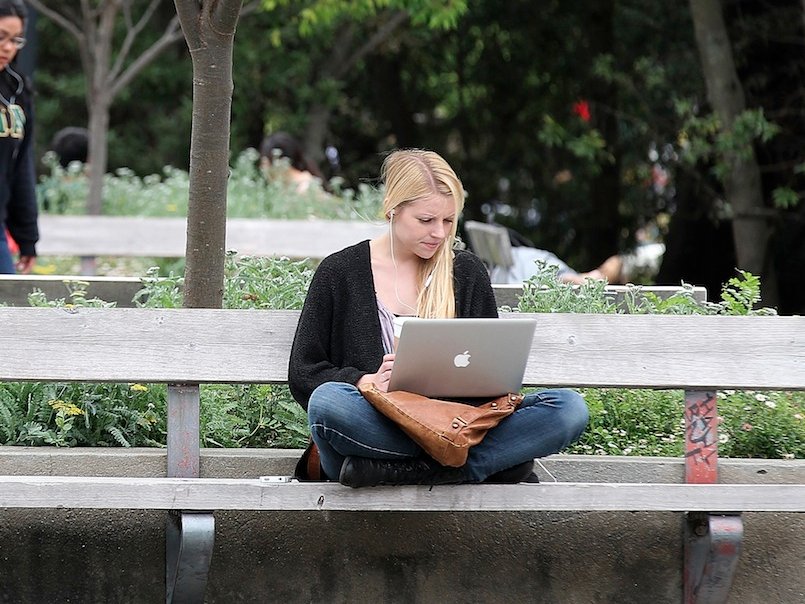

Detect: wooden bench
[1,307,803,603]
[0,273,707,308]
[36,214,386,260]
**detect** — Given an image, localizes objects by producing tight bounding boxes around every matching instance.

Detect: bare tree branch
[109,0,163,83]
[25,0,84,40]
[110,20,185,98]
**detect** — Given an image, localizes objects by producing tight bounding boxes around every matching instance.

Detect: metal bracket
[166,511,215,604]
[684,512,744,604]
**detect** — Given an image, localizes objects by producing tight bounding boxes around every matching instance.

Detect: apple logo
[453,350,471,368]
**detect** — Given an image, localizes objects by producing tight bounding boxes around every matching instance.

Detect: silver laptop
[387,318,537,398]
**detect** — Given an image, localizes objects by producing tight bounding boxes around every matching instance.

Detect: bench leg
[684,512,743,604]
[165,384,213,603]
[166,510,215,604]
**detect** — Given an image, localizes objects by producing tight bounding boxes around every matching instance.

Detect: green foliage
[717,391,805,459]
[568,388,685,457]
[772,186,800,210]
[568,388,805,459]
[262,0,468,35]
[133,254,314,310]
[514,263,775,316]
[0,382,164,448]
[677,104,780,183]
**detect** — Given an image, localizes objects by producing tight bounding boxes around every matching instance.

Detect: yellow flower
[48,399,84,416]
[33,263,57,275]
[130,383,149,392]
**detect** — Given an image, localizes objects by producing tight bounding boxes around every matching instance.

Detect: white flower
[719,433,730,444]
[764,400,777,409]
[783,453,795,460]
[754,393,768,402]
[723,390,736,396]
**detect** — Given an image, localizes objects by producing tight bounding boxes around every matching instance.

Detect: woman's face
[0,16,24,71]
[391,193,456,260]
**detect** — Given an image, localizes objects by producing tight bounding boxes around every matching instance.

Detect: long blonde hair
[381,149,465,318]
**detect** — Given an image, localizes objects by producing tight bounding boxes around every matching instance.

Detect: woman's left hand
[357,353,395,392]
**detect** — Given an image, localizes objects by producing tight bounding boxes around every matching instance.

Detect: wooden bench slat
[1,307,802,389]
[1,476,802,512]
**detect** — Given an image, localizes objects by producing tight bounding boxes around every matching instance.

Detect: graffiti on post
[684,390,718,483]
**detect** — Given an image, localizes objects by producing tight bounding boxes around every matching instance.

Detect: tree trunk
[689,0,778,305]
[174,0,243,309]
[86,96,111,217]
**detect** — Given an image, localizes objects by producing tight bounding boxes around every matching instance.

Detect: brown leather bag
[359,383,523,467]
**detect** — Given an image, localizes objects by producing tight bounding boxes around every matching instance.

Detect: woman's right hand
[357,353,395,392]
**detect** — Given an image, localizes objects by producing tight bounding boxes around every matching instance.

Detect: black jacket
[0,69,38,257]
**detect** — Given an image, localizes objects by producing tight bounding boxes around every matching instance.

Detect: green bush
[37,148,383,222]
[1,255,313,449]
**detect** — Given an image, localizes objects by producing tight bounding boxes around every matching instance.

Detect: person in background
[288,149,589,487]
[483,224,663,285]
[259,131,329,195]
[51,126,89,169]
[0,0,37,274]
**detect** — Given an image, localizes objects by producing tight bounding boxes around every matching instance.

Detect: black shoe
[339,456,467,488]
[484,460,539,484]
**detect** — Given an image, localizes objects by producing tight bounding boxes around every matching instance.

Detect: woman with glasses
[0,0,37,274]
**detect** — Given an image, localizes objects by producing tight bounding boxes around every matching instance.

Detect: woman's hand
[357,353,395,392]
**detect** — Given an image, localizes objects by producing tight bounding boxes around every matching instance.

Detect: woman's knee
[531,388,589,437]
[556,389,590,437]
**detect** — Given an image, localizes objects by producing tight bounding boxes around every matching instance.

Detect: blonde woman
[288,149,588,487]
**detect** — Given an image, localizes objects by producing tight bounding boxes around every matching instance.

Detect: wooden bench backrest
[2,307,803,390]
[37,215,386,259]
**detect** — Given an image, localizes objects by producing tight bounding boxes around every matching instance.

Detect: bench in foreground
[1,307,803,603]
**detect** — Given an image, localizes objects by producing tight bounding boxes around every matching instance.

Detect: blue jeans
[0,230,15,274]
[307,382,589,481]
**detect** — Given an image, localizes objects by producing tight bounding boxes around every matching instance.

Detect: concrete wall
[1,448,802,604]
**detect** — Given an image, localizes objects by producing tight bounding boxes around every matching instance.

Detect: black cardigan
[0,71,38,257]
[288,240,498,409]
